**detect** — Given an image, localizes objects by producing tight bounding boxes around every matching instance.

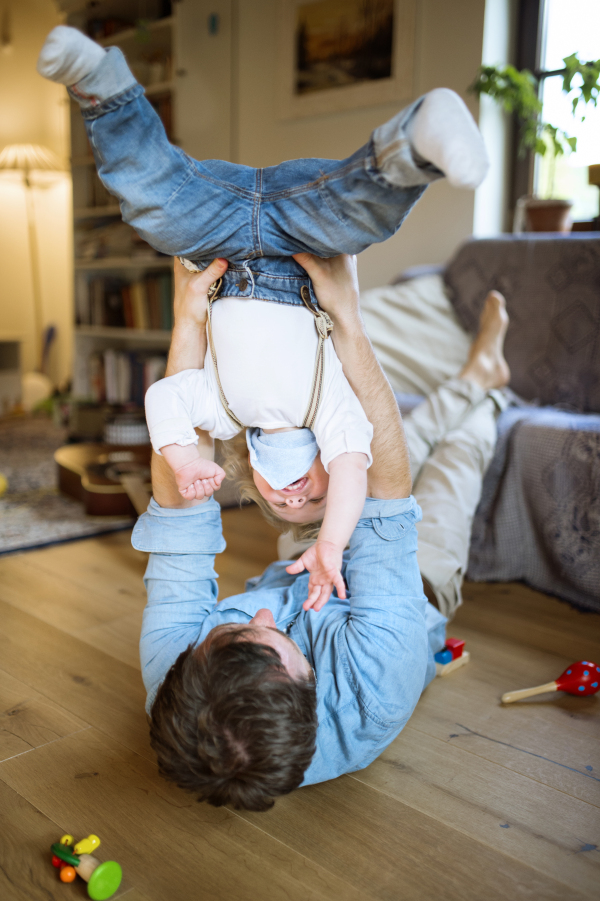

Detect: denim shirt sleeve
[132,497,226,712]
[302,496,440,785]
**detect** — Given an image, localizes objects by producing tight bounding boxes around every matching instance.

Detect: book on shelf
[87,349,167,405]
[76,271,173,331]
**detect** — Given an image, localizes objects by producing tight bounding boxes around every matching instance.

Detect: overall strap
[299,286,333,430]
[206,278,246,431]
[205,279,333,434]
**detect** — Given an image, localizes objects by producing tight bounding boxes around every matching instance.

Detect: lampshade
[588,164,600,187]
[0,143,64,173]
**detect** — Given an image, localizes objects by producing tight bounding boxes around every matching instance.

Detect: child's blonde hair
[219,432,322,542]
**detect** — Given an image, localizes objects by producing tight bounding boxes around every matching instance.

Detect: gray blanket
[467,405,600,612]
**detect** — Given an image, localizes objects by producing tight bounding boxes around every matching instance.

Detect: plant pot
[524,197,573,232]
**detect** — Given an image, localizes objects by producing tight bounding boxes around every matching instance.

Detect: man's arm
[152,257,228,509]
[293,253,412,499]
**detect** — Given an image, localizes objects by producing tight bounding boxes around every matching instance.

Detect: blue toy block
[435,648,453,665]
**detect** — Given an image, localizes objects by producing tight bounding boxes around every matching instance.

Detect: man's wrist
[330,308,365,337]
[173,315,207,331]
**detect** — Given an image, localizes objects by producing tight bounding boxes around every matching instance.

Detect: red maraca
[502,660,600,704]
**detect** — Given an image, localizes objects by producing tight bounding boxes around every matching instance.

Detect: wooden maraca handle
[501,681,558,703]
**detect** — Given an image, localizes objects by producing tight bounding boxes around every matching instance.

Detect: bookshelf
[66,0,233,428]
[67,0,177,415]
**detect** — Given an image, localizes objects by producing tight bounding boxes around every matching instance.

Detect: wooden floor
[0,505,598,901]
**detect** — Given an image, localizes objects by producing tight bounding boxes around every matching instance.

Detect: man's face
[200,608,314,682]
[251,454,329,524]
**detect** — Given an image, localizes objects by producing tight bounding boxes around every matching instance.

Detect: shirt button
[238,278,248,291]
[300,285,310,302]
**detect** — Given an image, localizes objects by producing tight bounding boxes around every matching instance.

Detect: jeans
[70,47,442,306]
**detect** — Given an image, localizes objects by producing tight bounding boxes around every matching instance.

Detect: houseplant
[470,54,600,230]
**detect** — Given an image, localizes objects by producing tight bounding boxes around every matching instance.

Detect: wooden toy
[502,660,600,703]
[435,637,470,676]
[59,834,74,847]
[51,842,122,900]
[59,865,76,883]
[445,637,465,660]
[75,834,101,855]
[437,651,470,675]
[51,854,63,869]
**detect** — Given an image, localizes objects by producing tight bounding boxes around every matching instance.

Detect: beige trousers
[405,378,505,617]
[277,378,505,620]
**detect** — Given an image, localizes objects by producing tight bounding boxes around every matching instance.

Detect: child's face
[251,454,329,524]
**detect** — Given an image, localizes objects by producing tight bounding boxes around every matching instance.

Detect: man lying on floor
[134,254,508,812]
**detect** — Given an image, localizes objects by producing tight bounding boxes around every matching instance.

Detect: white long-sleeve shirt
[145,297,373,472]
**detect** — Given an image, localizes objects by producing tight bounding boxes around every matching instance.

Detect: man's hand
[293,253,361,327]
[286,540,346,612]
[172,256,229,329]
[161,442,225,501]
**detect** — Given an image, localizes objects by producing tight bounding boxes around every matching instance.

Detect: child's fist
[286,540,346,612]
[174,457,226,500]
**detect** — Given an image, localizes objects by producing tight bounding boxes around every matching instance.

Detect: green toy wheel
[87,860,122,900]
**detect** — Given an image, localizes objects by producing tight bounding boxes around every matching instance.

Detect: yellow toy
[75,834,101,855]
[59,834,74,847]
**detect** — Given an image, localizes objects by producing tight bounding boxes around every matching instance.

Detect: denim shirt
[133,496,446,786]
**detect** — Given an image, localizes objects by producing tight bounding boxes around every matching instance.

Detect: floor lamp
[0,143,65,371]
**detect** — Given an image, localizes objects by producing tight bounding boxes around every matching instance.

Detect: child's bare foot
[460,291,510,391]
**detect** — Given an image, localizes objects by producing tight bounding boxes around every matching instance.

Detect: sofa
[359,234,600,613]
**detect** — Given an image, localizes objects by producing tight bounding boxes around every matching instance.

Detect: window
[536,0,600,220]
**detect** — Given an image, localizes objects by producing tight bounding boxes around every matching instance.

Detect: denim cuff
[131,496,226,554]
[368,95,443,188]
[360,494,419,520]
[68,47,140,114]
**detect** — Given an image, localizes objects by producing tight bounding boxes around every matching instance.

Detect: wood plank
[446,622,600,741]
[0,779,131,900]
[0,778,84,901]
[72,611,144,671]
[0,532,148,617]
[350,724,600,895]
[0,599,152,762]
[0,669,90,763]
[407,637,600,805]
[0,555,139,633]
[460,580,600,661]
[236,774,585,901]
[0,728,370,901]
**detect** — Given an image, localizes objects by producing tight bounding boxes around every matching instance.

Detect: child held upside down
[38,26,489,610]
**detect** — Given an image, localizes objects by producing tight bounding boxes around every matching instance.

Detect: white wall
[0,0,72,388]
[234,0,488,289]
[473,0,516,235]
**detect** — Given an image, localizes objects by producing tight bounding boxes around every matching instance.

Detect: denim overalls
[69,47,443,310]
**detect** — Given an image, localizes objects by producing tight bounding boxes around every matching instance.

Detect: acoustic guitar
[54,444,151,517]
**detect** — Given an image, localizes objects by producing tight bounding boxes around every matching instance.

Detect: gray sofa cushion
[468,405,600,612]
[444,234,600,413]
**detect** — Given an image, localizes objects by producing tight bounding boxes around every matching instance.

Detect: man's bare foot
[460,291,510,391]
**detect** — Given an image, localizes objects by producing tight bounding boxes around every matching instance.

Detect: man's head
[149,609,318,811]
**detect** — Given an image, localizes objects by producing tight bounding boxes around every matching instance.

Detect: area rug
[0,416,134,555]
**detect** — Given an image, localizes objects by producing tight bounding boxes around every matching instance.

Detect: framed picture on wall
[278,0,415,119]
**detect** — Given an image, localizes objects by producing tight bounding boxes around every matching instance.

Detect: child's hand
[174,457,226,500]
[286,540,346,612]
[161,443,226,500]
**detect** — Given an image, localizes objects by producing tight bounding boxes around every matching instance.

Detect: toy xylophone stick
[501,681,558,703]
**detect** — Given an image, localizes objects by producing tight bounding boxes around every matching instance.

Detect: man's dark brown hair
[149,629,318,812]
